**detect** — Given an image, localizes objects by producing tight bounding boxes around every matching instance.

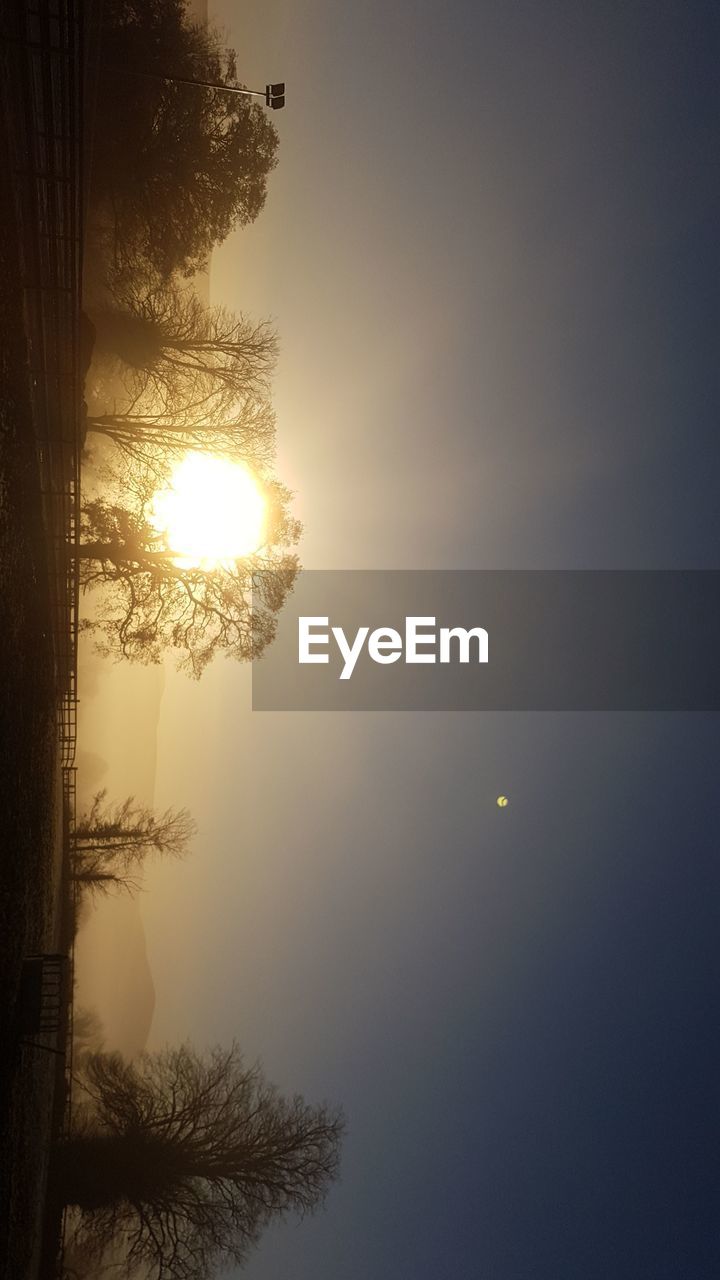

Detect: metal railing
[2,0,84,768]
[61,765,77,1117]
[2,6,85,1271]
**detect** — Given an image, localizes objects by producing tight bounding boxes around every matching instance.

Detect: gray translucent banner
[252,571,720,711]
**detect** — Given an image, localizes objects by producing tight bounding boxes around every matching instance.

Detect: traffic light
[265,82,286,109]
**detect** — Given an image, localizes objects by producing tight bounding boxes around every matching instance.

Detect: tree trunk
[56,1134,183,1209]
[74,541,176,571]
[91,309,164,369]
[74,541,124,561]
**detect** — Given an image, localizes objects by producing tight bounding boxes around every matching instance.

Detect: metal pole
[115,66,267,99]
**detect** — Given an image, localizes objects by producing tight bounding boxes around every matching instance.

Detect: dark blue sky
[144,3,720,1276]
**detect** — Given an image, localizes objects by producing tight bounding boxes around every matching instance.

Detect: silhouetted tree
[75,791,195,859]
[92,278,278,418]
[71,792,196,897]
[88,398,278,480]
[78,466,300,676]
[59,1043,344,1280]
[92,0,279,277]
[72,1006,106,1059]
[71,865,143,898]
[86,280,279,476]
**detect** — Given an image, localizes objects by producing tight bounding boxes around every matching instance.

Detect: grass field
[0,142,65,1280]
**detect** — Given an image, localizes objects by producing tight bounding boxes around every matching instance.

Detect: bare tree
[75,791,195,861]
[71,864,143,898]
[58,1043,344,1280]
[85,286,279,480]
[87,397,278,480]
[92,278,278,419]
[72,1006,106,1059]
[78,465,300,677]
[71,792,196,897]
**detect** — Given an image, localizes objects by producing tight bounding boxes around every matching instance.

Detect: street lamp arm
[112,66,285,106]
[116,66,268,99]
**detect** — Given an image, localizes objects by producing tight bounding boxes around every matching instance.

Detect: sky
[79,2,719,1277]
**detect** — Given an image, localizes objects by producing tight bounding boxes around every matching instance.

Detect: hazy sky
[86,2,719,1277]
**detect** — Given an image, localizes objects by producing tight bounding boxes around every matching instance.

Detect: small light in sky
[496,795,509,808]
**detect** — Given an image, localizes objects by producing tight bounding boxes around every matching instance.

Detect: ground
[0,134,66,1280]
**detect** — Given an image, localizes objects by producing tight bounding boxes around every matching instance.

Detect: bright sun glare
[151,454,266,569]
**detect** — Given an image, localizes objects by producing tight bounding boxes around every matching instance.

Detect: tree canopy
[93,0,279,277]
[59,1043,344,1280]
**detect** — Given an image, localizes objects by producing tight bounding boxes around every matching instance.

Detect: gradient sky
[82,2,719,1277]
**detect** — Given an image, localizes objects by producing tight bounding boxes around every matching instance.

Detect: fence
[2,4,85,1270]
[2,0,84,768]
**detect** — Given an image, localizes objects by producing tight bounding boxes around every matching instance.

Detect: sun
[150,454,266,569]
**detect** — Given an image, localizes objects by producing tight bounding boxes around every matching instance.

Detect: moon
[496,795,509,808]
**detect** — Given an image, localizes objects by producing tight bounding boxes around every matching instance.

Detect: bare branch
[58,1044,344,1280]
